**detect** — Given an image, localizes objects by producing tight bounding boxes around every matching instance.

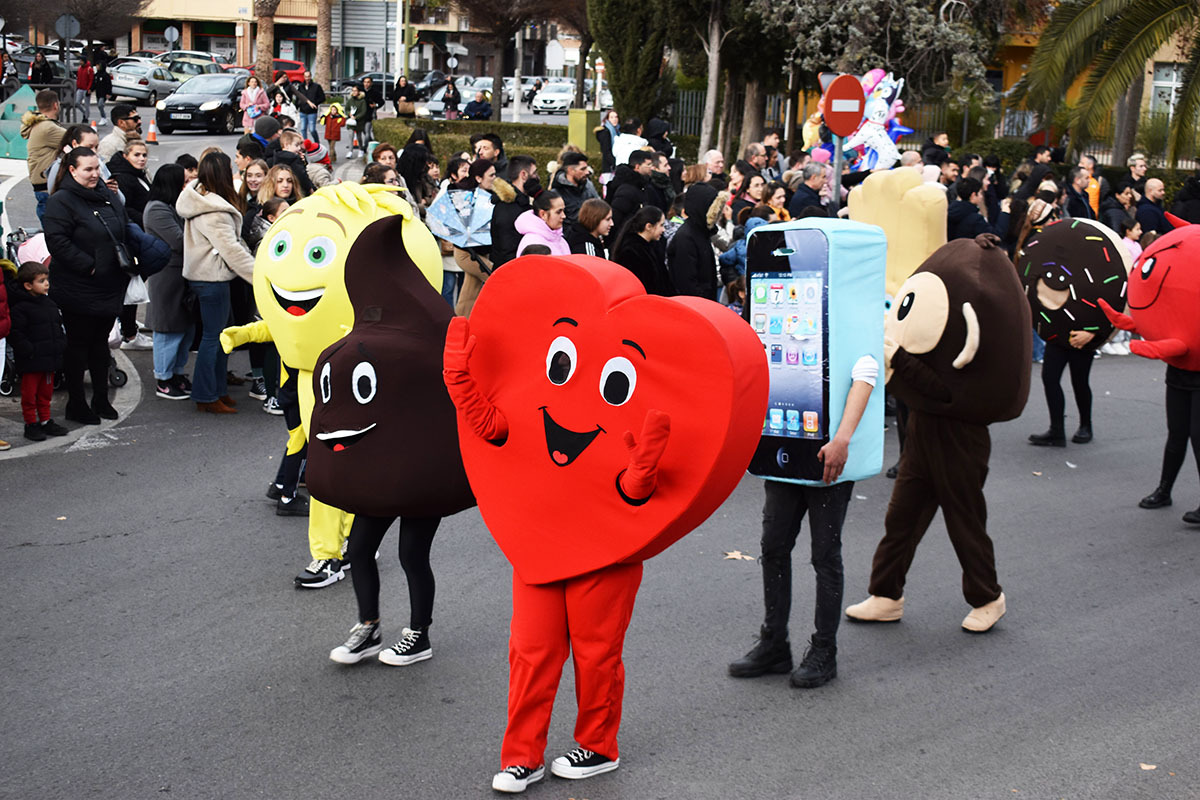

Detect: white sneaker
[491,765,544,793]
[120,332,154,351]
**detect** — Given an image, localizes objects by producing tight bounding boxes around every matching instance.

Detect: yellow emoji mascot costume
[221,183,442,584]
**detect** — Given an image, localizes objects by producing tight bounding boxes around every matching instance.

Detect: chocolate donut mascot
[846,234,1031,632]
[1099,220,1200,523]
[442,255,767,793]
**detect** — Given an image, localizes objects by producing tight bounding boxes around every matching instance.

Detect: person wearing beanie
[304,140,335,187]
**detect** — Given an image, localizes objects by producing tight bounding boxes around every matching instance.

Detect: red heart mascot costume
[442,255,768,793]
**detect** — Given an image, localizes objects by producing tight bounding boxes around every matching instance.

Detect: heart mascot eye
[546,335,577,385]
[599,357,637,406]
[1140,257,1156,279]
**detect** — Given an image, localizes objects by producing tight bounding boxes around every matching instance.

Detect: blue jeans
[35,191,49,223]
[153,328,193,381]
[300,112,318,142]
[1032,329,1045,363]
[189,280,231,403]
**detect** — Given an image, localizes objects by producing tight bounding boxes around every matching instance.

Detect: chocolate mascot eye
[897,292,915,321]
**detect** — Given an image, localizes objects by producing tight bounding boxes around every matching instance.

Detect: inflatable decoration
[1018,217,1132,345]
[1101,221,1200,371]
[844,71,906,171]
[307,214,475,518]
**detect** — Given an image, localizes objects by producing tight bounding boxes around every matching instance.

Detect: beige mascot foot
[962,593,1006,633]
[845,595,904,623]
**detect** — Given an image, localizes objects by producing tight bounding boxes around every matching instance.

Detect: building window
[1150,62,1183,116]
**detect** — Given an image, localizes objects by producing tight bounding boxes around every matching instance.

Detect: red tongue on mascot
[1100,218,1200,371]
[444,255,769,585]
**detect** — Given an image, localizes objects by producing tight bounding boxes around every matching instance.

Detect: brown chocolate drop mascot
[846,234,1031,632]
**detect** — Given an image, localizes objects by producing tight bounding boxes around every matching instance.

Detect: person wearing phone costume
[1099,220,1200,523]
[442,254,767,793]
[728,219,886,689]
[306,215,476,666]
[221,183,442,588]
[846,234,1031,633]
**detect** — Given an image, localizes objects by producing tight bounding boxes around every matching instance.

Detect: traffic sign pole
[820,73,865,215]
[831,135,844,213]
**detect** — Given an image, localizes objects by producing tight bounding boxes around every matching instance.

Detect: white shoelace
[565,748,595,764]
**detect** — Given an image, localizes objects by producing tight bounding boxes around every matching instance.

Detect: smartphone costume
[732,219,886,683]
[222,184,442,581]
[442,255,767,784]
[847,234,1031,632]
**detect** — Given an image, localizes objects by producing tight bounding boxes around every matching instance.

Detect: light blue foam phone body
[747,218,887,486]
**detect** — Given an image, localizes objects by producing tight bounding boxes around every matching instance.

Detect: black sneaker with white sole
[378,626,432,666]
[550,748,619,780]
[491,765,544,793]
[248,377,268,400]
[294,557,344,589]
[329,621,382,664]
[156,379,191,400]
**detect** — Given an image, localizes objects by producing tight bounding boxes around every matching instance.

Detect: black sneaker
[248,377,268,400]
[262,396,284,415]
[156,379,191,400]
[789,639,837,689]
[276,494,310,516]
[492,765,545,793]
[728,627,792,678]
[266,482,283,501]
[42,419,70,437]
[550,748,619,780]
[1028,429,1066,447]
[294,558,344,589]
[378,626,432,666]
[24,423,47,442]
[329,620,382,664]
[174,374,193,393]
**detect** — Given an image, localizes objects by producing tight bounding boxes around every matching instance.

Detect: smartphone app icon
[753,313,767,333]
[769,408,784,430]
[785,346,800,365]
[803,411,819,433]
[786,409,801,432]
[770,344,783,363]
[802,346,818,366]
[769,284,785,304]
[801,280,821,304]
[768,316,783,335]
[788,284,799,303]
[753,284,768,304]
[784,314,800,335]
[800,316,818,336]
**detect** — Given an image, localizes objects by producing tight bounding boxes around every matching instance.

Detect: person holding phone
[729,358,877,688]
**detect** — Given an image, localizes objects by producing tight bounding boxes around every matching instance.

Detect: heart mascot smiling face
[449,255,769,585]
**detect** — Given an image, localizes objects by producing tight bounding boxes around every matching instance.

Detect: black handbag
[93,208,137,275]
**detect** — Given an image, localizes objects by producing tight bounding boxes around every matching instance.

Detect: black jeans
[347,515,441,627]
[60,309,115,409]
[1042,341,1093,431]
[1159,385,1200,492]
[760,480,854,647]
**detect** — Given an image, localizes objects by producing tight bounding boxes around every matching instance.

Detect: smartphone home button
[776,447,790,469]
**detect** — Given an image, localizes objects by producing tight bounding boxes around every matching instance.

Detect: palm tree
[1012,0,1199,165]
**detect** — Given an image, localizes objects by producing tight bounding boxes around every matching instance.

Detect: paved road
[2,346,1198,798]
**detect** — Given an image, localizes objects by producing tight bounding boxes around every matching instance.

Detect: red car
[235,58,305,82]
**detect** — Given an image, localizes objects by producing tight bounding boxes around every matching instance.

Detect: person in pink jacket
[239,76,270,133]
[515,191,570,257]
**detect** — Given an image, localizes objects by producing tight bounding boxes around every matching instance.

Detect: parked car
[531,83,574,114]
[166,58,225,79]
[412,69,448,100]
[18,53,72,85]
[109,62,181,106]
[3,35,28,55]
[331,70,388,93]
[109,55,160,69]
[471,77,511,107]
[155,72,248,135]
[127,49,164,60]
[236,59,306,82]
[419,79,487,119]
[159,49,232,65]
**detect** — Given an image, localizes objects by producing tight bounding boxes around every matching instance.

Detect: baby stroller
[5,228,126,391]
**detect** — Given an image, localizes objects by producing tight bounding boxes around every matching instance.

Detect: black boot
[789,637,837,689]
[1071,424,1093,444]
[1138,486,1172,509]
[886,462,899,479]
[1183,508,1200,525]
[65,400,101,425]
[92,394,118,420]
[728,626,792,678]
[1029,428,1066,447]
[24,423,47,442]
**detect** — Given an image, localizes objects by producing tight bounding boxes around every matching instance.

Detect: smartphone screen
[745,228,830,480]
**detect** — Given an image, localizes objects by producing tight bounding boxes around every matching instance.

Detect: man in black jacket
[361,76,383,144]
[490,155,538,268]
[608,150,651,238]
[1064,166,1096,220]
[786,163,828,218]
[646,152,675,213]
[553,151,600,224]
[668,183,721,300]
[293,70,326,143]
[947,177,1009,240]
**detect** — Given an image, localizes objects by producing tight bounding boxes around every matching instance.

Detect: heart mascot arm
[1097,299,1137,332]
[220,320,273,354]
[617,410,671,505]
[1130,338,1189,361]
[443,316,509,442]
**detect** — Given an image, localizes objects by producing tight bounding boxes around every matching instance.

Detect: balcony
[276,0,317,20]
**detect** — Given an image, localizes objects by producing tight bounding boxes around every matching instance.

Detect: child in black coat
[9,262,69,441]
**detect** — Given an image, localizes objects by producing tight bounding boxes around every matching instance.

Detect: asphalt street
[2,344,1198,799]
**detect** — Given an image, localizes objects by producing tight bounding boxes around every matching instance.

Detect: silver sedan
[109,62,181,107]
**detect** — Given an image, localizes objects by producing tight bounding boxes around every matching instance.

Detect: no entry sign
[823,74,865,138]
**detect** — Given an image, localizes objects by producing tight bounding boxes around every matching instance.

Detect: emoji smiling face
[1125,225,1200,370]
[455,255,768,584]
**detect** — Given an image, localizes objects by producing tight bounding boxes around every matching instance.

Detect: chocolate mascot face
[1017,218,1131,345]
[306,215,475,518]
[885,236,1031,423]
[1125,225,1200,371]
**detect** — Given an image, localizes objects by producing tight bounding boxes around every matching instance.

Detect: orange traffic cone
[146,118,159,145]
[90,119,97,131]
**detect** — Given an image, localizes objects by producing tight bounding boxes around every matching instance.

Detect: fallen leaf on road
[723,550,755,561]
[56,516,66,520]
[1140,763,1156,770]
[1032,471,1042,477]
[856,495,867,500]
[1065,461,1077,469]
